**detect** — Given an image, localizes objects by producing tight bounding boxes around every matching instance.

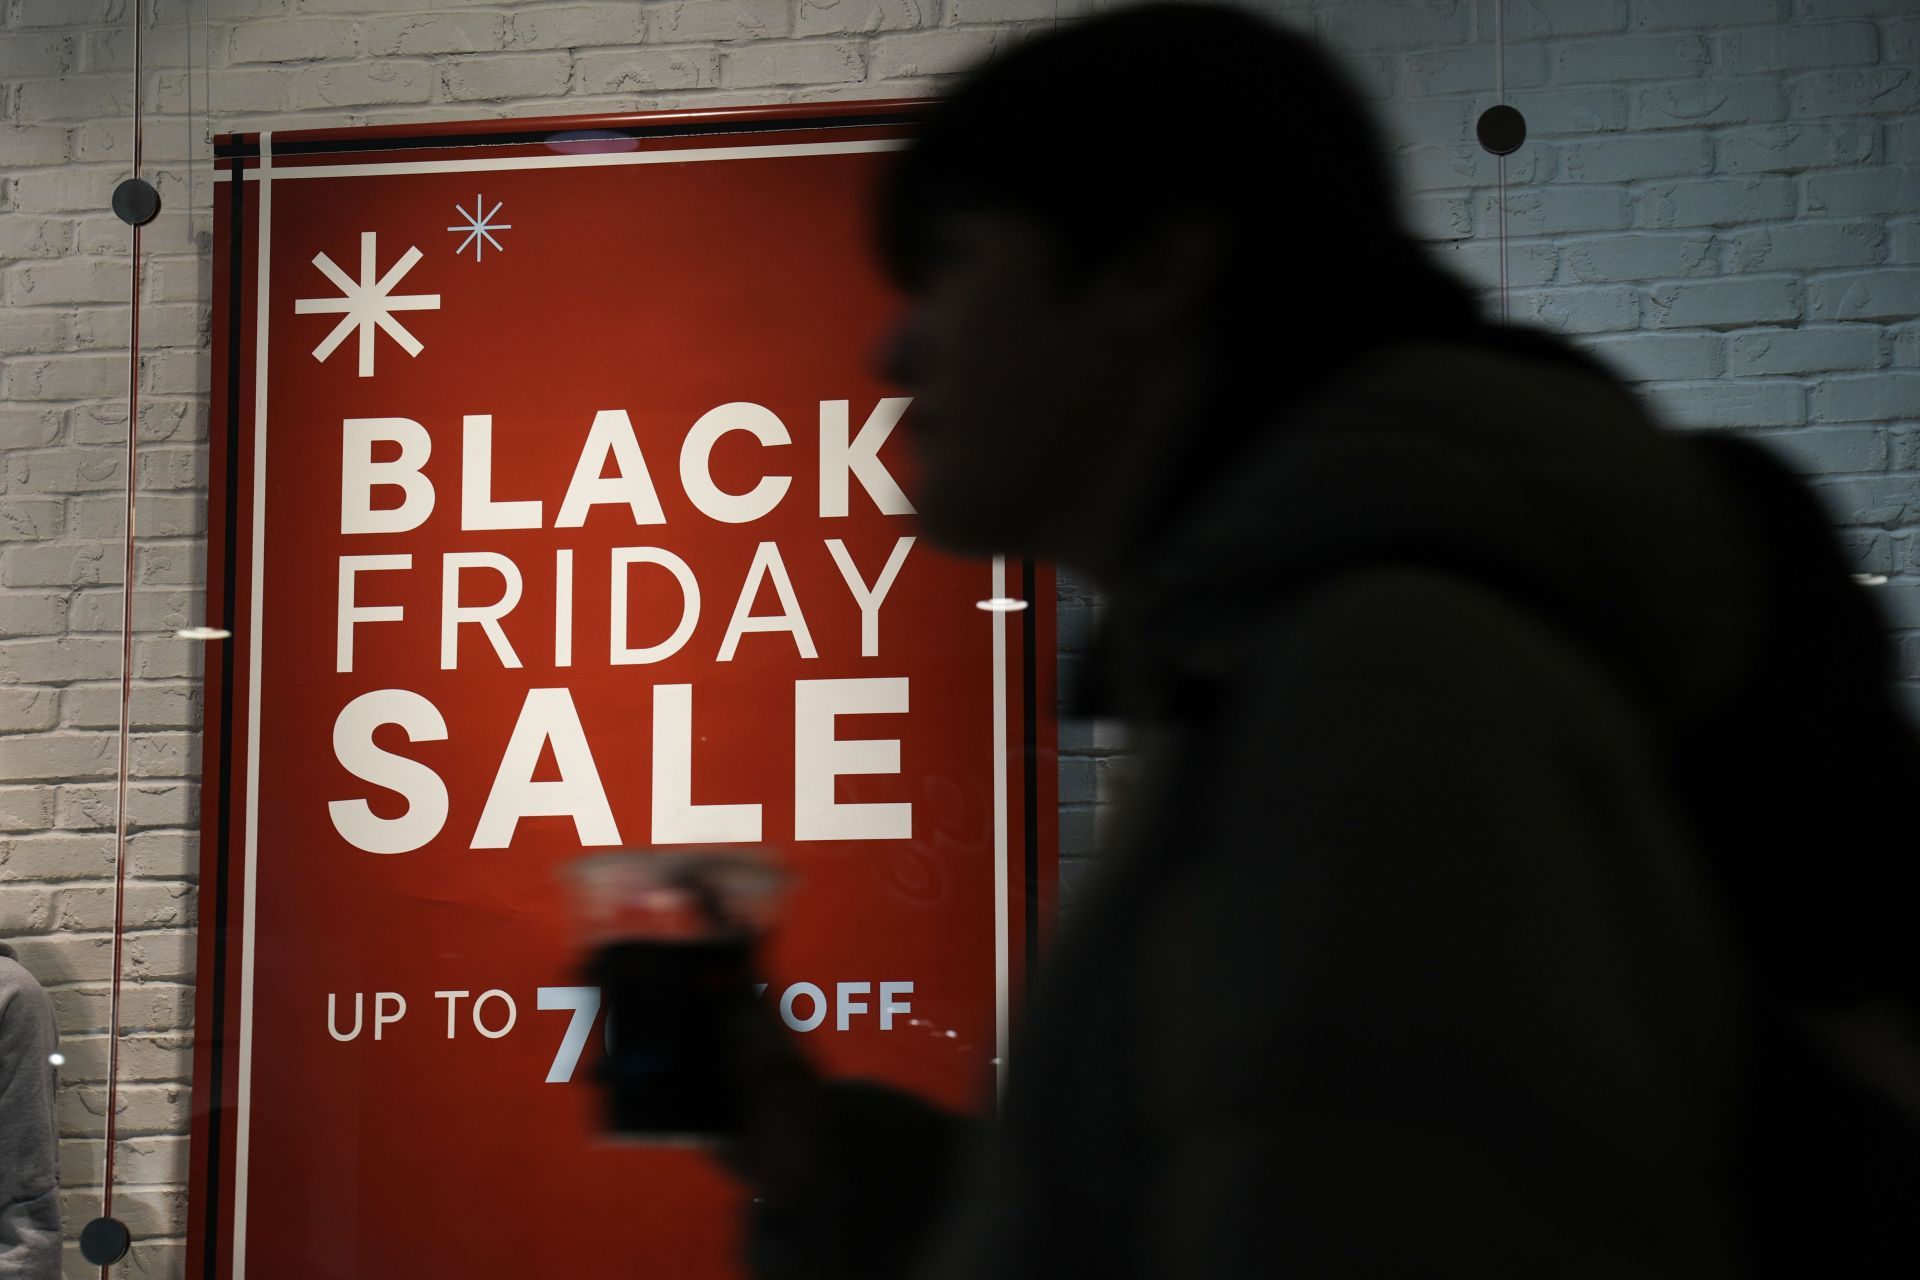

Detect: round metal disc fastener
[80,1216,133,1266]
[1476,104,1527,156]
[112,177,162,227]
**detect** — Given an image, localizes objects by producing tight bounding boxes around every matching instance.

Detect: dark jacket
[754,337,1920,1278]
[927,339,1758,1278]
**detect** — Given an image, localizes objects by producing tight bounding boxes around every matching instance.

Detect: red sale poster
[188,105,1056,1280]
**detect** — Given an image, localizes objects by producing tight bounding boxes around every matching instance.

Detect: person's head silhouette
[877,3,1477,576]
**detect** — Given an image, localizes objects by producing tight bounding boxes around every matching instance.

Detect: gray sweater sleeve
[0,955,61,1280]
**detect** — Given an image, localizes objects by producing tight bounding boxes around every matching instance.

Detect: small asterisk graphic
[293,231,440,378]
[449,194,510,262]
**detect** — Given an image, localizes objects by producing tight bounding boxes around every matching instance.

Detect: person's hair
[879,3,1489,552]
[880,4,1481,375]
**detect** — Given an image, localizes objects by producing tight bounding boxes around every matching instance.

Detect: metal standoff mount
[80,1216,133,1266]
[1476,104,1527,157]
[112,176,162,227]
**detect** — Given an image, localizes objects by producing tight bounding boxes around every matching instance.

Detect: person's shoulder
[0,951,33,993]
[0,952,56,1039]
[1260,563,1579,656]
[1238,564,1644,733]
[1346,329,1644,426]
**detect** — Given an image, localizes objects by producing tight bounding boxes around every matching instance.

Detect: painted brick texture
[1,2,1915,1277]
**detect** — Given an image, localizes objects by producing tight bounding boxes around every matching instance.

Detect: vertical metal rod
[1495,0,1510,324]
[1498,157,1509,323]
[1494,0,1506,102]
[103,0,148,1243]
[186,0,193,225]
[127,0,145,185]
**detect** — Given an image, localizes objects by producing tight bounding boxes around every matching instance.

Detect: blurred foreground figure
[734,7,1920,1276]
[0,941,60,1279]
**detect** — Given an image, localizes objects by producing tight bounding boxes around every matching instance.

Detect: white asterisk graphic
[449,194,510,262]
[293,231,441,378]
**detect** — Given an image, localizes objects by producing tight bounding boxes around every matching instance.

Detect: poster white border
[229,133,1008,1279]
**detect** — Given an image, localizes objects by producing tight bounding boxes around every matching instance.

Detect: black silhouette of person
[726,8,1920,1277]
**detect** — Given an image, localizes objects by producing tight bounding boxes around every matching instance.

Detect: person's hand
[717,993,860,1279]
[715,996,972,1280]
[717,988,825,1191]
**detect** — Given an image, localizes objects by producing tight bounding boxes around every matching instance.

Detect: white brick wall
[0,3,1074,1277]
[1,2,1916,1277]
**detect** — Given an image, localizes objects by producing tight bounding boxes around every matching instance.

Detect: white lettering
[611,547,700,666]
[473,989,517,1039]
[537,986,601,1084]
[836,981,871,1031]
[556,409,666,527]
[329,689,449,855]
[554,548,573,668]
[780,982,827,1033]
[374,991,407,1040]
[680,402,792,524]
[794,678,911,841]
[718,542,817,662]
[441,551,524,670]
[461,415,543,530]
[336,553,409,674]
[435,990,469,1038]
[327,992,364,1042]
[880,980,914,1031]
[651,683,761,844]
[820,399,914,518]
[826,536,914,659]
[473,688,621,849]
[341,417,434,534]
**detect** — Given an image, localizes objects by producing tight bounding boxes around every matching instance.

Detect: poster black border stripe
[201,158,243,1280]
[1021,558,1039,991]
[213,111,924,160]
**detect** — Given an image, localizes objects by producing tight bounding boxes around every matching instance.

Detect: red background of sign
[191,108,1055,1280]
